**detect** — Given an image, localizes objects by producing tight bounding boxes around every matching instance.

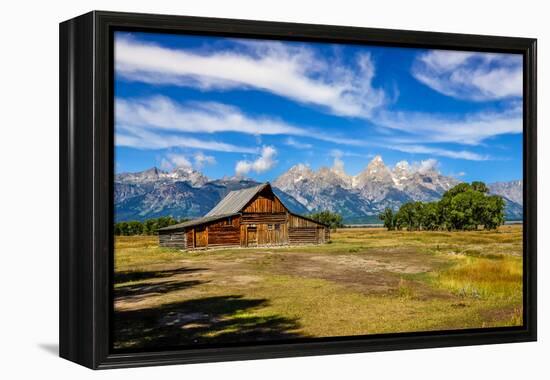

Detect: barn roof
[205,183,270,217]
[158,213,238,232]
[158,183,270,232]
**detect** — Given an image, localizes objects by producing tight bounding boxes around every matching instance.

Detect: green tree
[379,208,396,230]
[308,210,344,230]
[448,191,478,230]
[471,181,489,193]
[396,202,423,231]
[419,202,441,230]
[480,195,505,230]
[127,221,143,235]
[115,221,129,236]
[391,181,505,232]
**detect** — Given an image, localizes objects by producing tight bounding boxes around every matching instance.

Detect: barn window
[268,224,273,230]
[275,224,280,231]
[226,217,231,225]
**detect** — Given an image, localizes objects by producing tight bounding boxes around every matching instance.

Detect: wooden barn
[158,183,329,250]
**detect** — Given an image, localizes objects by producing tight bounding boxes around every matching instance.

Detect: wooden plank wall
[289,227,319,244]
[241,213,287,224]
[243,194,286,213]
[195,226,207,247]
[288,214,329,244]
[186,229,194,249]
[288,214,322,228]
[158,231,187,248]
[254,223,288,246]
[207,216,240,247]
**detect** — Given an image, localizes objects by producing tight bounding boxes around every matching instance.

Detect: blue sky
[114,31,523,183]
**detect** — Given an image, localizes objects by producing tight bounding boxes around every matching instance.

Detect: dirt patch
[262,253,400,295]
[250,248,455,298]
[310,254,431,274]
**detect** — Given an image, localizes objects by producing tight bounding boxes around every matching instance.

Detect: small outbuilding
[158,183,329,250]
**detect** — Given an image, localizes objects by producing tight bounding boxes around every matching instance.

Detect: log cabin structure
[158,183,329,250]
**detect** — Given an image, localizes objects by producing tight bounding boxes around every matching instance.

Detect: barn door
[247,226,257,247]
[195,226,207,247]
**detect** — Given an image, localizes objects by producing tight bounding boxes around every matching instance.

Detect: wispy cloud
[115,125,257,153]
[116,96,305,136]
[115,36,523,164]
[388,144,489,161]
[376,106,522,146]
[116,95,363,147]
[284,137,312,149]
[414,158,439,174]
[193,152,216,168]
[163,153,192,170]
[115,36,386,118]
[412,50,523,101]
[235,146,278,176]
[159,152,216,172]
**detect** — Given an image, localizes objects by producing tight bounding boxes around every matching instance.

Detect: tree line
[379,181,506,231]
[114,216,186,236]
[308,210,344,229]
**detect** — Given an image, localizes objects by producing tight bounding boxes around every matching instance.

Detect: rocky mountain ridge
[115,156,523,223]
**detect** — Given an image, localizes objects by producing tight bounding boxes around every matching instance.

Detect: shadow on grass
[115,280,209,302]
[113,295,304,351]
[114,266,206,284]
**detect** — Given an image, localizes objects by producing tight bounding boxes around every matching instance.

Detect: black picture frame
[59,10,537,369]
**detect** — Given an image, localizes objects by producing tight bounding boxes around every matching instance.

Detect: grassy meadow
[113,225,523,351]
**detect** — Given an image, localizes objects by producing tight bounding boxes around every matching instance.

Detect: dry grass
[113,225,523,350]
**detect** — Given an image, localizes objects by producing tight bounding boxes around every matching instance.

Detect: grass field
[113,225,523,351]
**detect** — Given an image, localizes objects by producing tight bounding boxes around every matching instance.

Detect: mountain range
[115,156,523,224]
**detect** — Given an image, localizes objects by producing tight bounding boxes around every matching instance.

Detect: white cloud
[412,50,523,101]
[389,144,489,161]
[193,152,216,168]
[116,96,305,136]
[235,146,277,177]
[159,158,174,171]
[376,107,522,146]
[114,36,523,163]
[330,149,345,173]
[284,137,312,149]
[115,125,257,153]
[159,152,214,172]
[116,96,362,147]
[414,158,439,174]
[115,36,386,118]
[167,153,192,168]
[449,171,466,177]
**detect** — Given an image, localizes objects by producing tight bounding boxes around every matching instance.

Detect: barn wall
[243,193,286,213]
[289,227,317,244]
[158,230,187,248]
[241,213,287,224]
[288,214,323,228]
[254,223,288,246]
[206,215,241,247]
[186,229,194,249]
[288,214,328,245]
